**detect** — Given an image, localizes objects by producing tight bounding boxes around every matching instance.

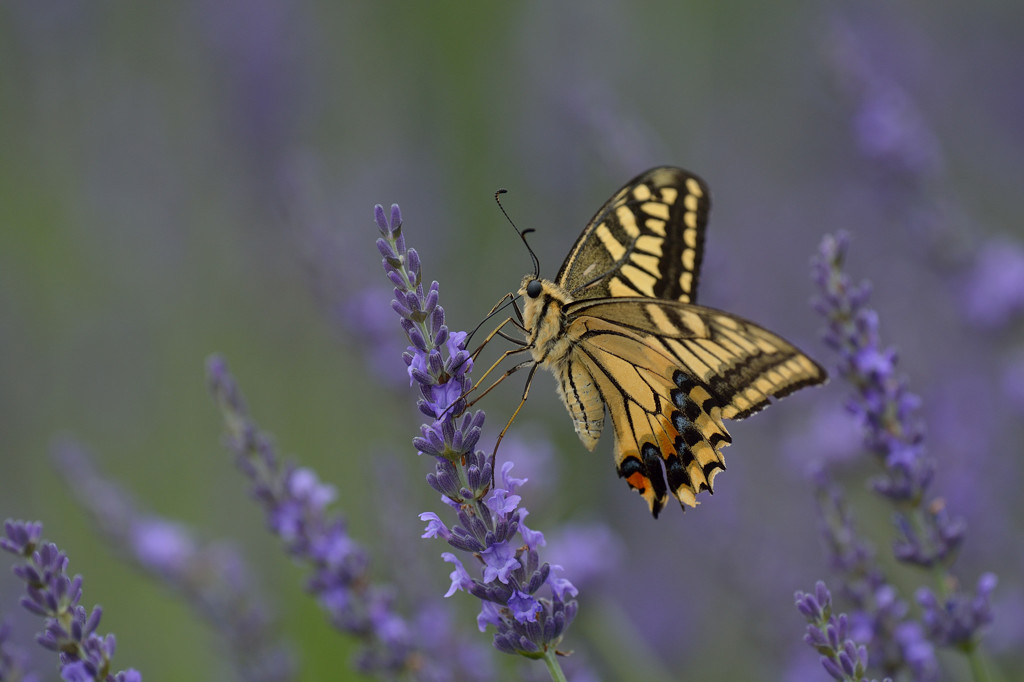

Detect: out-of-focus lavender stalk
[206,356,427,678]
[811,468,936,681]
[374,203,578,682]
[825,14,1024,332]
[805,232,997,680]
[0,520,141,682]
[795,580,891,682]
[51,440,294,682]
[822,15,962,270]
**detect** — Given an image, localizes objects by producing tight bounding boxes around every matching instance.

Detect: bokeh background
[2,2,1022,680]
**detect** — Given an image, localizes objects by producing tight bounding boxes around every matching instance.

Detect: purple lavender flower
[917,574,998,650]
[807,232,997,677]
[795,580,892,682]
[0,617,41,682]
[375,203,578,675]
[810,467,937,680]
[207,355,493,680]
[821,14,959,268]
[50,441,294,682]
[961,238,1024,329]
[543,521,624,589]
[206,355,422,676]
[811,232,961,563]
[1,520,141,682]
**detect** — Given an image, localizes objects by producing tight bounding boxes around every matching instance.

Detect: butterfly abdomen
[556,359,605,449]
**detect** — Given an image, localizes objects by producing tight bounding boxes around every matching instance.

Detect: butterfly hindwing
[558,298,824,515]
[559,312,731,516]
[555,167,710,304]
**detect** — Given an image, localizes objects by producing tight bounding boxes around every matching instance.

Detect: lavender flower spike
[206,356,419,678]
[795,580,891,682]
[51,440,295,682]
[809,466,937,680]
[812,231,962,565]
[811,231,970,555]
[376,203,578,678]
[810,232,997,675]
[1,519,142,682]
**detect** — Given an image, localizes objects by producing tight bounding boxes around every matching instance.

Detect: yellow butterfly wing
[555,166,709,303]
[562,298,826,516]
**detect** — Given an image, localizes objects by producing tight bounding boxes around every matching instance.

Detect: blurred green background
[2,2,1022,680]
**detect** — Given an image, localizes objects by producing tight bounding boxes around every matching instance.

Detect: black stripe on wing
[555,167,711,304]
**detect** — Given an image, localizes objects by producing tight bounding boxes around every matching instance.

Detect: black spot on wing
[682,398,701,422]
[709,431,731,448]
[703,460,725,481]
[619,455,644,480]
[640,442,668,506]
[681,426,704,447]
[663,437,693,493]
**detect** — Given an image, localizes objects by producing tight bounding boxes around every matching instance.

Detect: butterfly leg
[469,316,522,361]
[435,338,533,422]
[491,361,541,460]
[464,353,534,409]
[466,291,524,344]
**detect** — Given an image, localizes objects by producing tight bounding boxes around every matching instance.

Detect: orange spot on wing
[625,471,648,492]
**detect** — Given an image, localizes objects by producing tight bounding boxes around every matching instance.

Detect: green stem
[966,643,989,682]
[542,648,568,682]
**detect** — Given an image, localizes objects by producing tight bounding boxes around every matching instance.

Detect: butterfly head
[517,275,574,352]
[518,275,570,305]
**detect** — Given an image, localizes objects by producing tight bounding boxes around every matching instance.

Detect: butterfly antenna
[495,188,540,278]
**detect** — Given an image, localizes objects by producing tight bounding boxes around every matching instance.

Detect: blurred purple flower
[563,81,661,176]
[492,435,557,498]
[807,232,997,677]
[376,202,578,669]
[961,238,1024,328]
[543,522,624,588]
[822,12,987,279]
[1,520,141,682]
[811,233,961,563]
[810,468,936,679]
[824,15,942,181]
[51,441,294,682]
[343,285,411,384]
[208,355,492,680]
[207,355,424,676]
[0,617,41,682]
[917,573,998,649]
[196,0,304,206]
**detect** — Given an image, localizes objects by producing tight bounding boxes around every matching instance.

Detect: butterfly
[498,166,827,517]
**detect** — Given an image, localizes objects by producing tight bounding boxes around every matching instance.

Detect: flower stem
[966,644,990,682]
[542,648,568,682]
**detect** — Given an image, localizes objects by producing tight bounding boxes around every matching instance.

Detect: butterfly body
[519,276,604,448]
[515,167,826,517]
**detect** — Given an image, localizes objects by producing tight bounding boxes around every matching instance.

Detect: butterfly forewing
[555,167,710,304]
[566,298,828,419]
[517,166,826,517]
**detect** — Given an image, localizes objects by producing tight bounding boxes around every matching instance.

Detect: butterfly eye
[526,279,543,298]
